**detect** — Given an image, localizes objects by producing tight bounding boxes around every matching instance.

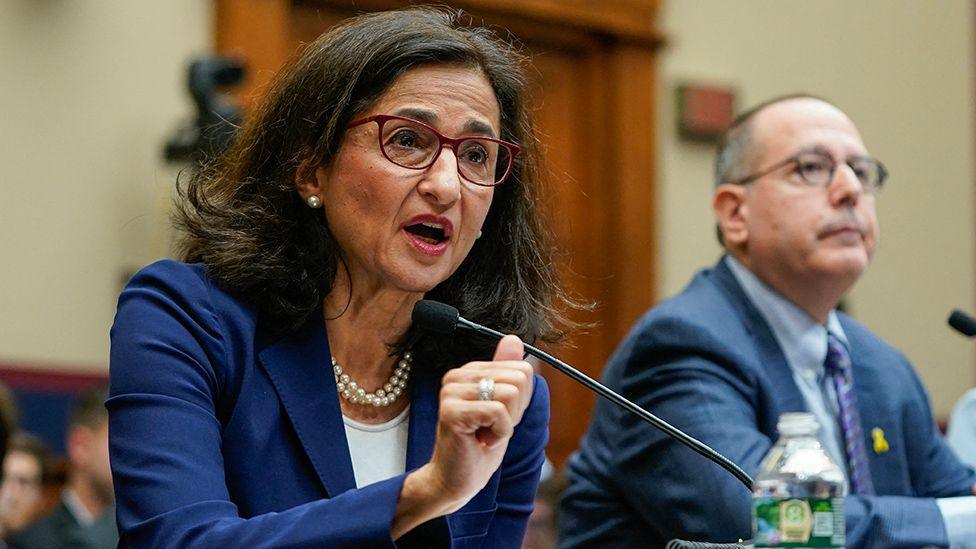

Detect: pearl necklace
[333,351,411,407]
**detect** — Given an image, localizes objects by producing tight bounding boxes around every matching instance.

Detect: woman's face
[315,64,500,295]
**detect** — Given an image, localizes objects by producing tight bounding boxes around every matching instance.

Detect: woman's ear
[713,184,749,250]
[294,155,325,205]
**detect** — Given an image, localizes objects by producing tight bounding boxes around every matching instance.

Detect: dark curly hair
[175,7,576,368]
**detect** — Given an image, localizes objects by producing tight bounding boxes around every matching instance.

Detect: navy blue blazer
[559,258,976,548]
[108,260,549,548]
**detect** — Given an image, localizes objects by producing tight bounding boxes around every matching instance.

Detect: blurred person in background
[8,387,117,549]
[0,433,49,539]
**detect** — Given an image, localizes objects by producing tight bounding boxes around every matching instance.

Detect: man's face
[86,422,114,502]
[730,99,879,298]
[70,421,114,504]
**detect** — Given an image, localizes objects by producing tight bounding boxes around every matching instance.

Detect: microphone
[948,309,976,337]
[412,300,754,489]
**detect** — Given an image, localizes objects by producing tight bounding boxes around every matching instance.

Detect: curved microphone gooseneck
[412,299,754,489]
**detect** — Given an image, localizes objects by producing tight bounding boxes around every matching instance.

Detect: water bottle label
[753,497,844,548]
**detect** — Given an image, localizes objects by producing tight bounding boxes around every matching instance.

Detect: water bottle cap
[777,412,820,436]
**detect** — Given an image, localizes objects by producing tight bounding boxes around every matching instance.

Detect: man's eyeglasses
[726,150,888,193]
[346,114,521,187]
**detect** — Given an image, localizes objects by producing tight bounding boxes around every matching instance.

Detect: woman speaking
[108,7,572,548]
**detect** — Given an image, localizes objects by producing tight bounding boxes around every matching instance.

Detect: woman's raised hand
[393,335,534,537]
[428,334,534,497]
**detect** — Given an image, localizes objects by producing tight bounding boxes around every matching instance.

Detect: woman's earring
[306,195,322,208]
[476,230,483,239]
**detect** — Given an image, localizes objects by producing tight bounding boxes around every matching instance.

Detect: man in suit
[558,95,976,548]
[9,388,117,549]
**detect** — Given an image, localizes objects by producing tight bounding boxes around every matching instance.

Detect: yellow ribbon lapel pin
[871,427,889,454]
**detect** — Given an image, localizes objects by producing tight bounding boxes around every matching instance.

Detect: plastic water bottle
[752,413,846,548]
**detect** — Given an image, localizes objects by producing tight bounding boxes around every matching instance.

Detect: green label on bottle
[753,497,844,548]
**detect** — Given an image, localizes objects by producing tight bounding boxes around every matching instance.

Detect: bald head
[751,98,862,161]
[713,94,843,188]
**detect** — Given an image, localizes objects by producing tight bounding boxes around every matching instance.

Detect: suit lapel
[406,358,439,470]
[257,310,357,497]
[711,259,807,414]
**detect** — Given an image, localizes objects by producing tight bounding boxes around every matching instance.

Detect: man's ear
[294,155,325,203]
[713,184,749,250]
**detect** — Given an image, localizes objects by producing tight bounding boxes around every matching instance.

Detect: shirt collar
[61,487,95,526]
[724,256,848,380]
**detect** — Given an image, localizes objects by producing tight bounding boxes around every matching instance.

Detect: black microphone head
[412,300,460,334]
[949,309,976,337]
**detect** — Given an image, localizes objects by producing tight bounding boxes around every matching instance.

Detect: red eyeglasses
[347,114,521,187]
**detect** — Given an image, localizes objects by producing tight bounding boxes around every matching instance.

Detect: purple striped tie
[824,333,875,495]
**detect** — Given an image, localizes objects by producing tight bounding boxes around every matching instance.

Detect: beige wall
[0,1,212,370]
[657,0,975,417]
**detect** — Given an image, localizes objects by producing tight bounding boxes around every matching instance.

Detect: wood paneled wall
[215,0,662,468]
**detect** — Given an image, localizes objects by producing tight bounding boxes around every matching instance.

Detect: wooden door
[215,0,661,468]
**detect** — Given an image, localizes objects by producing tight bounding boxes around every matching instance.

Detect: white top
[342,406,410,488]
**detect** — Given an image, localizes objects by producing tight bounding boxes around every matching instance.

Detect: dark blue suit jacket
[108,260,549,548]
[559,258,976,548]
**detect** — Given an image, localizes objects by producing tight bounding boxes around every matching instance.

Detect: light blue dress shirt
[726,256,976,547]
